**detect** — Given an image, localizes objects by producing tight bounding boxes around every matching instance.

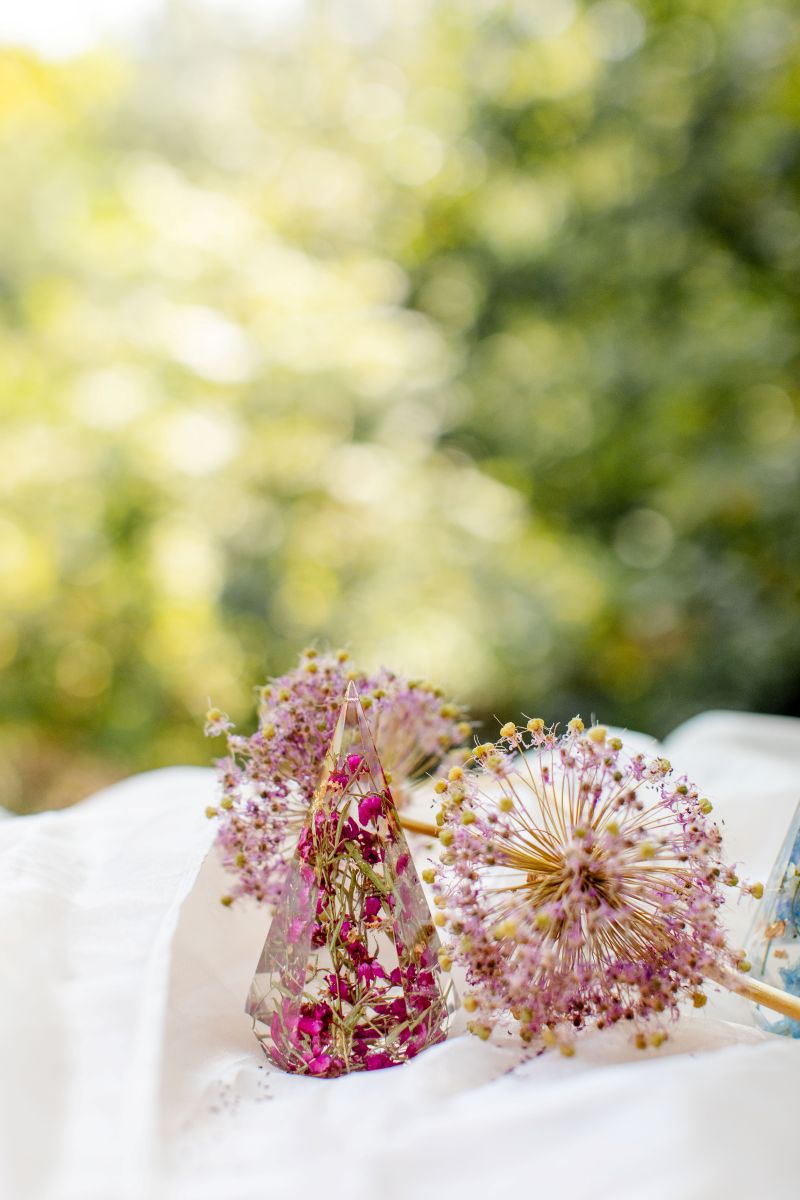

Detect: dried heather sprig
[431,718,762,1054]
[206,649,470,905]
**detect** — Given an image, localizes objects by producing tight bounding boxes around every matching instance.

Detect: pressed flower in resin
[246,682,454,1076]
[744,798,800,1037]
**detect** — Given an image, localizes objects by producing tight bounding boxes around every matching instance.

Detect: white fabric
[2,712,800,1200]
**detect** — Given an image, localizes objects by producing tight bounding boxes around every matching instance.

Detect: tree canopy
[1,0,799,810]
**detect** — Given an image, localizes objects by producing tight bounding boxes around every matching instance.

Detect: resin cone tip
[345,680,359,701]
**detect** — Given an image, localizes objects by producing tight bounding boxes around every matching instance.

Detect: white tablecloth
[3,711,800,1200]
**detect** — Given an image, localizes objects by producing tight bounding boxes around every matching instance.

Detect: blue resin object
[745,803,800,1038]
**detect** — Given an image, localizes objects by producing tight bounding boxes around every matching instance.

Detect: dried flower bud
[468,1022,491,1041]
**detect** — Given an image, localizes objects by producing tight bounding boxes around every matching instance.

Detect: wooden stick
[398,812,800,1026]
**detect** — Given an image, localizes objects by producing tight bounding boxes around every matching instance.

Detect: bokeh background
[2,0,799,813]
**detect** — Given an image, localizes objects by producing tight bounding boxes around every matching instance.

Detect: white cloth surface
[2,711,800,1200]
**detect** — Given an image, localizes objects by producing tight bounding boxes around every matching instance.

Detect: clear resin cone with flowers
[246,682,454,1076]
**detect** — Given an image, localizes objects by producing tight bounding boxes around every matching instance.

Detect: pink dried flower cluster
[205,649,470,905]
[431,717,761,1053]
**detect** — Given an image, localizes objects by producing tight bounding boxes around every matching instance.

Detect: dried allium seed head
[433,718,757,1052]
[206,651,470,904]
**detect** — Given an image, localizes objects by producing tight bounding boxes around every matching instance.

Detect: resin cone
[744,799,800,1037]
[246,681,454,1076]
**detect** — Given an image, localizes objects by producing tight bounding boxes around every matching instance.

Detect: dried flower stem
[398,815,442,838]
[712,968,800,1022]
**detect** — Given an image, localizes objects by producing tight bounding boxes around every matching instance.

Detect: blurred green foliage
[2,0,799,812]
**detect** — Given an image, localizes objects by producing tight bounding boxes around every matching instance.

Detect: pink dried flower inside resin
[432,719,759,1054]
[205,649,470,905]
[246,683,454,1076]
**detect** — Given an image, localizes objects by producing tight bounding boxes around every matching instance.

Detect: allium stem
[712,968,800,1022]
[398,815,439,838]
[397,816,800,1026]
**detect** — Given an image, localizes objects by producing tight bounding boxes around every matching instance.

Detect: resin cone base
[246,681,454,1076]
